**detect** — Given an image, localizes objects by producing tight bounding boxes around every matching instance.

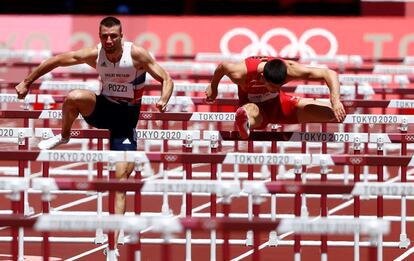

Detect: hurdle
[369,133,414,248]
[34,128,110,242]
[278,217,390,261]
[0,177,30,261]
[32,177,241,261]
[0,176,397,261]
[0,150,128,260]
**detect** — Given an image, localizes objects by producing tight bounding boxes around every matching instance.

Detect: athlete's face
[99,25,122,54]
[263,77,281,93]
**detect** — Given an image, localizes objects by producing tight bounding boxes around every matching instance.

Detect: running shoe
[38,134,70,150]
[235,107,250,139]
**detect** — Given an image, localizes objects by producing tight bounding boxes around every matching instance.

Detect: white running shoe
[38,134,70,150]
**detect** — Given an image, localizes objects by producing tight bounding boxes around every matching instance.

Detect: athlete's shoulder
[129,43,146,54]
[219,61,245,74]
[130,44,152,58]
[72,46,98,60]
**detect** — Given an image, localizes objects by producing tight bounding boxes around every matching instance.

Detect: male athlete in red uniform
[205,56,346,138]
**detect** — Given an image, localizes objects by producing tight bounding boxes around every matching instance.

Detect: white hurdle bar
[0,49,52,62]
[278,218,390,261]
[39,80,100,93]
[339,74,392,85]
[373,65,414,75]
[2,175,413,260]
[0,128,33,145]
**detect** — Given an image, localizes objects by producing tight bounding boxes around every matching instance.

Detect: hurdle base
[24,205,34,216]
[105,249,119,261]
[245,230,253,246]
[268,231,278,247]
[399,234,410,249]
[94,229,108,244]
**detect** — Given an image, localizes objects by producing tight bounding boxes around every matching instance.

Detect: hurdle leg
[161,121,171,215]
[10,190,20,261]
[294,159,302,260]
[162,238,172,261]
[210,135,219,260]
[377,233,383,261]
[368,234,378,261]
[95,138,106,244]
[87,137,94,181]
[399,123,410,248]
[269,125,278,246]
[128,234,138,261]
[246,139,254,246]
[107,160,117,259]
[41,162,50,260]
[320,123,328,261]
[252,197,261,261]
[184,136,193,261]
[222,197,232,261]
[18,128,32,217]
[353,141,361,261]
[300,123,308,218]
[134,163,143,260]
[17,126,30,261]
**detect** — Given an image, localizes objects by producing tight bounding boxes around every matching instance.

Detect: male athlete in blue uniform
[16,16,174,256]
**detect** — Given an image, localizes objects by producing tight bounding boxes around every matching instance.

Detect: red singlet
[239,56,300,127]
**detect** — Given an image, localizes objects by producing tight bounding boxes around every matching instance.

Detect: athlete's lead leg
[38,90,96,150]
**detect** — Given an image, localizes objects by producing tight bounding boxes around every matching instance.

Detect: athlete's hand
[205,84,217,104]
[15,81,30,99]
[331,99,346,122]
[156,99,167,113]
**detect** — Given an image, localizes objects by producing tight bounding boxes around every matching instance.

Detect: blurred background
[0,0,413,59]
[0,0,409,16]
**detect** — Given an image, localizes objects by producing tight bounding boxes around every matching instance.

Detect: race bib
[102,82,134,99]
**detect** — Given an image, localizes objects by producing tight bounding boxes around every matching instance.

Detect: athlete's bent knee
[243,103,260,117]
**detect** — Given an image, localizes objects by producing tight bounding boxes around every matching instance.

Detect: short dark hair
[263,59,287,84]
[100,16,122,32]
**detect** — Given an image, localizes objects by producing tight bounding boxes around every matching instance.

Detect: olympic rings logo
[70,130,81,137]
[220,27,338,57]
[349,157,363,165]
[405,135,414,142]
[141,113,153,120]
[164,155,178,162]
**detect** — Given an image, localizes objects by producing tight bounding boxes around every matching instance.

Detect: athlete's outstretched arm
[15,47,97,99]
[287,61,346,122]
[133,46,173,112]
[206,62,242,102]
